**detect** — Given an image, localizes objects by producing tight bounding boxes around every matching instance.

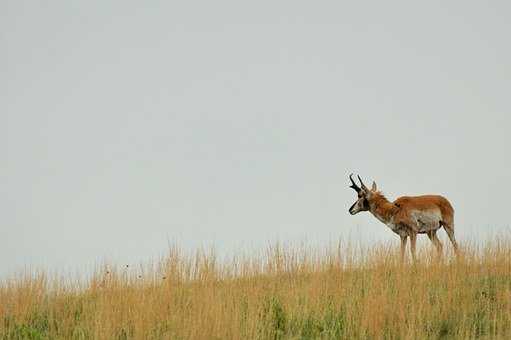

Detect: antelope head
[348,174,377,215]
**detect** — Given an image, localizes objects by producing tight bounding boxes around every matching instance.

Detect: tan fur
[371,192,454,234]
[349,177,459,261]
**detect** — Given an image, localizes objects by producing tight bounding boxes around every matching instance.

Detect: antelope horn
[357,175,368,191]
[349,173,361,192]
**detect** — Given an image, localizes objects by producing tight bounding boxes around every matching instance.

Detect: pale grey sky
[2,1,510,277]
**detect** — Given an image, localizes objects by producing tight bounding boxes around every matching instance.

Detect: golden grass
[1,240,511,339]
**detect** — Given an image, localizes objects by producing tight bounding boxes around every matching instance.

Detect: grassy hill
[1,240,511,339]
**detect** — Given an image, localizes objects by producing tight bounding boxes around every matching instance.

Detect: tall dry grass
[1,240,511,339]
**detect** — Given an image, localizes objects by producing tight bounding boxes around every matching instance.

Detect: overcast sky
[2,1,510,277]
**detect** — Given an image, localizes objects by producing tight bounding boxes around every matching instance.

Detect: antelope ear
[371,181,377,191]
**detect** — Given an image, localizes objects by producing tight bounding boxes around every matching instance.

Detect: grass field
[1,239,511,339]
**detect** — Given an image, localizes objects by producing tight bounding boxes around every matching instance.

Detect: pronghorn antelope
[348,174,459,260]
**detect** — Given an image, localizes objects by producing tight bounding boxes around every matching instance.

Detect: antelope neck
[368,193,398,225]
